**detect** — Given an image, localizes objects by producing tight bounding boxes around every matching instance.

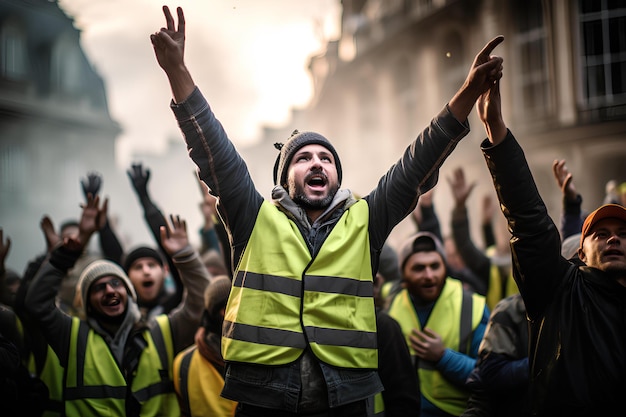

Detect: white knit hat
[78,260,137,314]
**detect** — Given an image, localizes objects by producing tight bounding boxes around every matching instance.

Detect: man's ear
[577,247,586,263]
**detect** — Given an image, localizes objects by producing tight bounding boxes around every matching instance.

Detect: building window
[0,19,27,80]
[513,0,551,118]
[579,0,626,111]
[51,33,83,96]
[0,143,27,193]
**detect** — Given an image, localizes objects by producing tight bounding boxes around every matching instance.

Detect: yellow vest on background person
[222,199,378,369]
[15,314,63,417]
[484,245,518,311]
[32,345,64,417]
[173,345,237,417]
[486,263,518,311]
[387,278,485,416]
[64,315,178,417]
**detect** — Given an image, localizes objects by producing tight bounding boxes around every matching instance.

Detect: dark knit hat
[272,129,342,187]
[204,275,232,315]
[123,246,164,272]
[398,231,448,271]
[78,260,137,315]
[378,242,401,282]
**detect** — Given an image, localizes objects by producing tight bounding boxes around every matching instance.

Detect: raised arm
[448,167,491,284]
[477,81,569,319]
[449,36,504,123]
[81,171,124,264]
[150,5,194,103]
[25,195,107,365]
[159,214,210,354]
[127,162,184,307]
[551,159,584,240]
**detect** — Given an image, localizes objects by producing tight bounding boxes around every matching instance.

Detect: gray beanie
[78,260,137,313]
[398,231,448,272]
[561,233,582,259]
[378,242,401,282]
[273,129,342,187]
[204,275,232,315]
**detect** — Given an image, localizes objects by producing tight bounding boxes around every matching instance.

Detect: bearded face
[286,144,340,214]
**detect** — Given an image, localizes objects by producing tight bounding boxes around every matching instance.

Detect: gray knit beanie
[78,260,137,314]
[204,275,232,315]
[398,231,448,272]
[273,129,342,187]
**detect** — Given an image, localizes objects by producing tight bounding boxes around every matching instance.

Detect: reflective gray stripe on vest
[76,321,90,387]
[149,321,169,373]
[233,271,301,297]
[134,380,175,402]
[303,326,377,349]
[223,320,307,348]
[458,290,473,355]
[234,271,373,297]
[304,275,373,297]
[65,385,126,400]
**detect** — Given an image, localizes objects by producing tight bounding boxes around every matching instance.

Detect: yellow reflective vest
[486,263,518,311]
[222,199,378,369]
[64,315,179,417]
[387,278,485,416]
[173,345,237,417]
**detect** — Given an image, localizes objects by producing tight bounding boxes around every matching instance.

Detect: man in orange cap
[472,67,626,416]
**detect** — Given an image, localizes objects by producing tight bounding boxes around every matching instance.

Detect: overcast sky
[58,0,341,167]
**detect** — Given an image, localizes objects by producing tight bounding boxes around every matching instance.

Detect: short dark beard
[289,181,339,211]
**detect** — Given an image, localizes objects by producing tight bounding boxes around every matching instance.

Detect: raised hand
[447,167,476,208]
[150,6,186,73]
[160,214,189,256]
[80,171,102,201]
[449,35,504,122]
[465,35,505,96]
[40,216,61,253]
[127,163,151,197]
[477,79,507,144]
[481,194,496,225]
[71,194,108,252]
[150,6,195,103]
[552,159,578,201]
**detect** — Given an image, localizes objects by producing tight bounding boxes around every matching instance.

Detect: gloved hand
[127,163,151,197]
[81,172,102,200]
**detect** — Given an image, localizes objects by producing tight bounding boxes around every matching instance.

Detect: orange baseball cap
[580,204,626,248]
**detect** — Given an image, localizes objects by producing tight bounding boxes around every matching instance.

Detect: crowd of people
[1,5,626,417]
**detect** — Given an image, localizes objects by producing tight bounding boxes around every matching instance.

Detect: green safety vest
[64,315,179,417]
[387,279,485,416]
[223,199,378,369]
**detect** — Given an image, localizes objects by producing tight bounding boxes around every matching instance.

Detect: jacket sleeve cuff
[49,245,82,272]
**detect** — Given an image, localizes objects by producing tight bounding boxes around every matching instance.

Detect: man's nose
[607,233,620,244]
